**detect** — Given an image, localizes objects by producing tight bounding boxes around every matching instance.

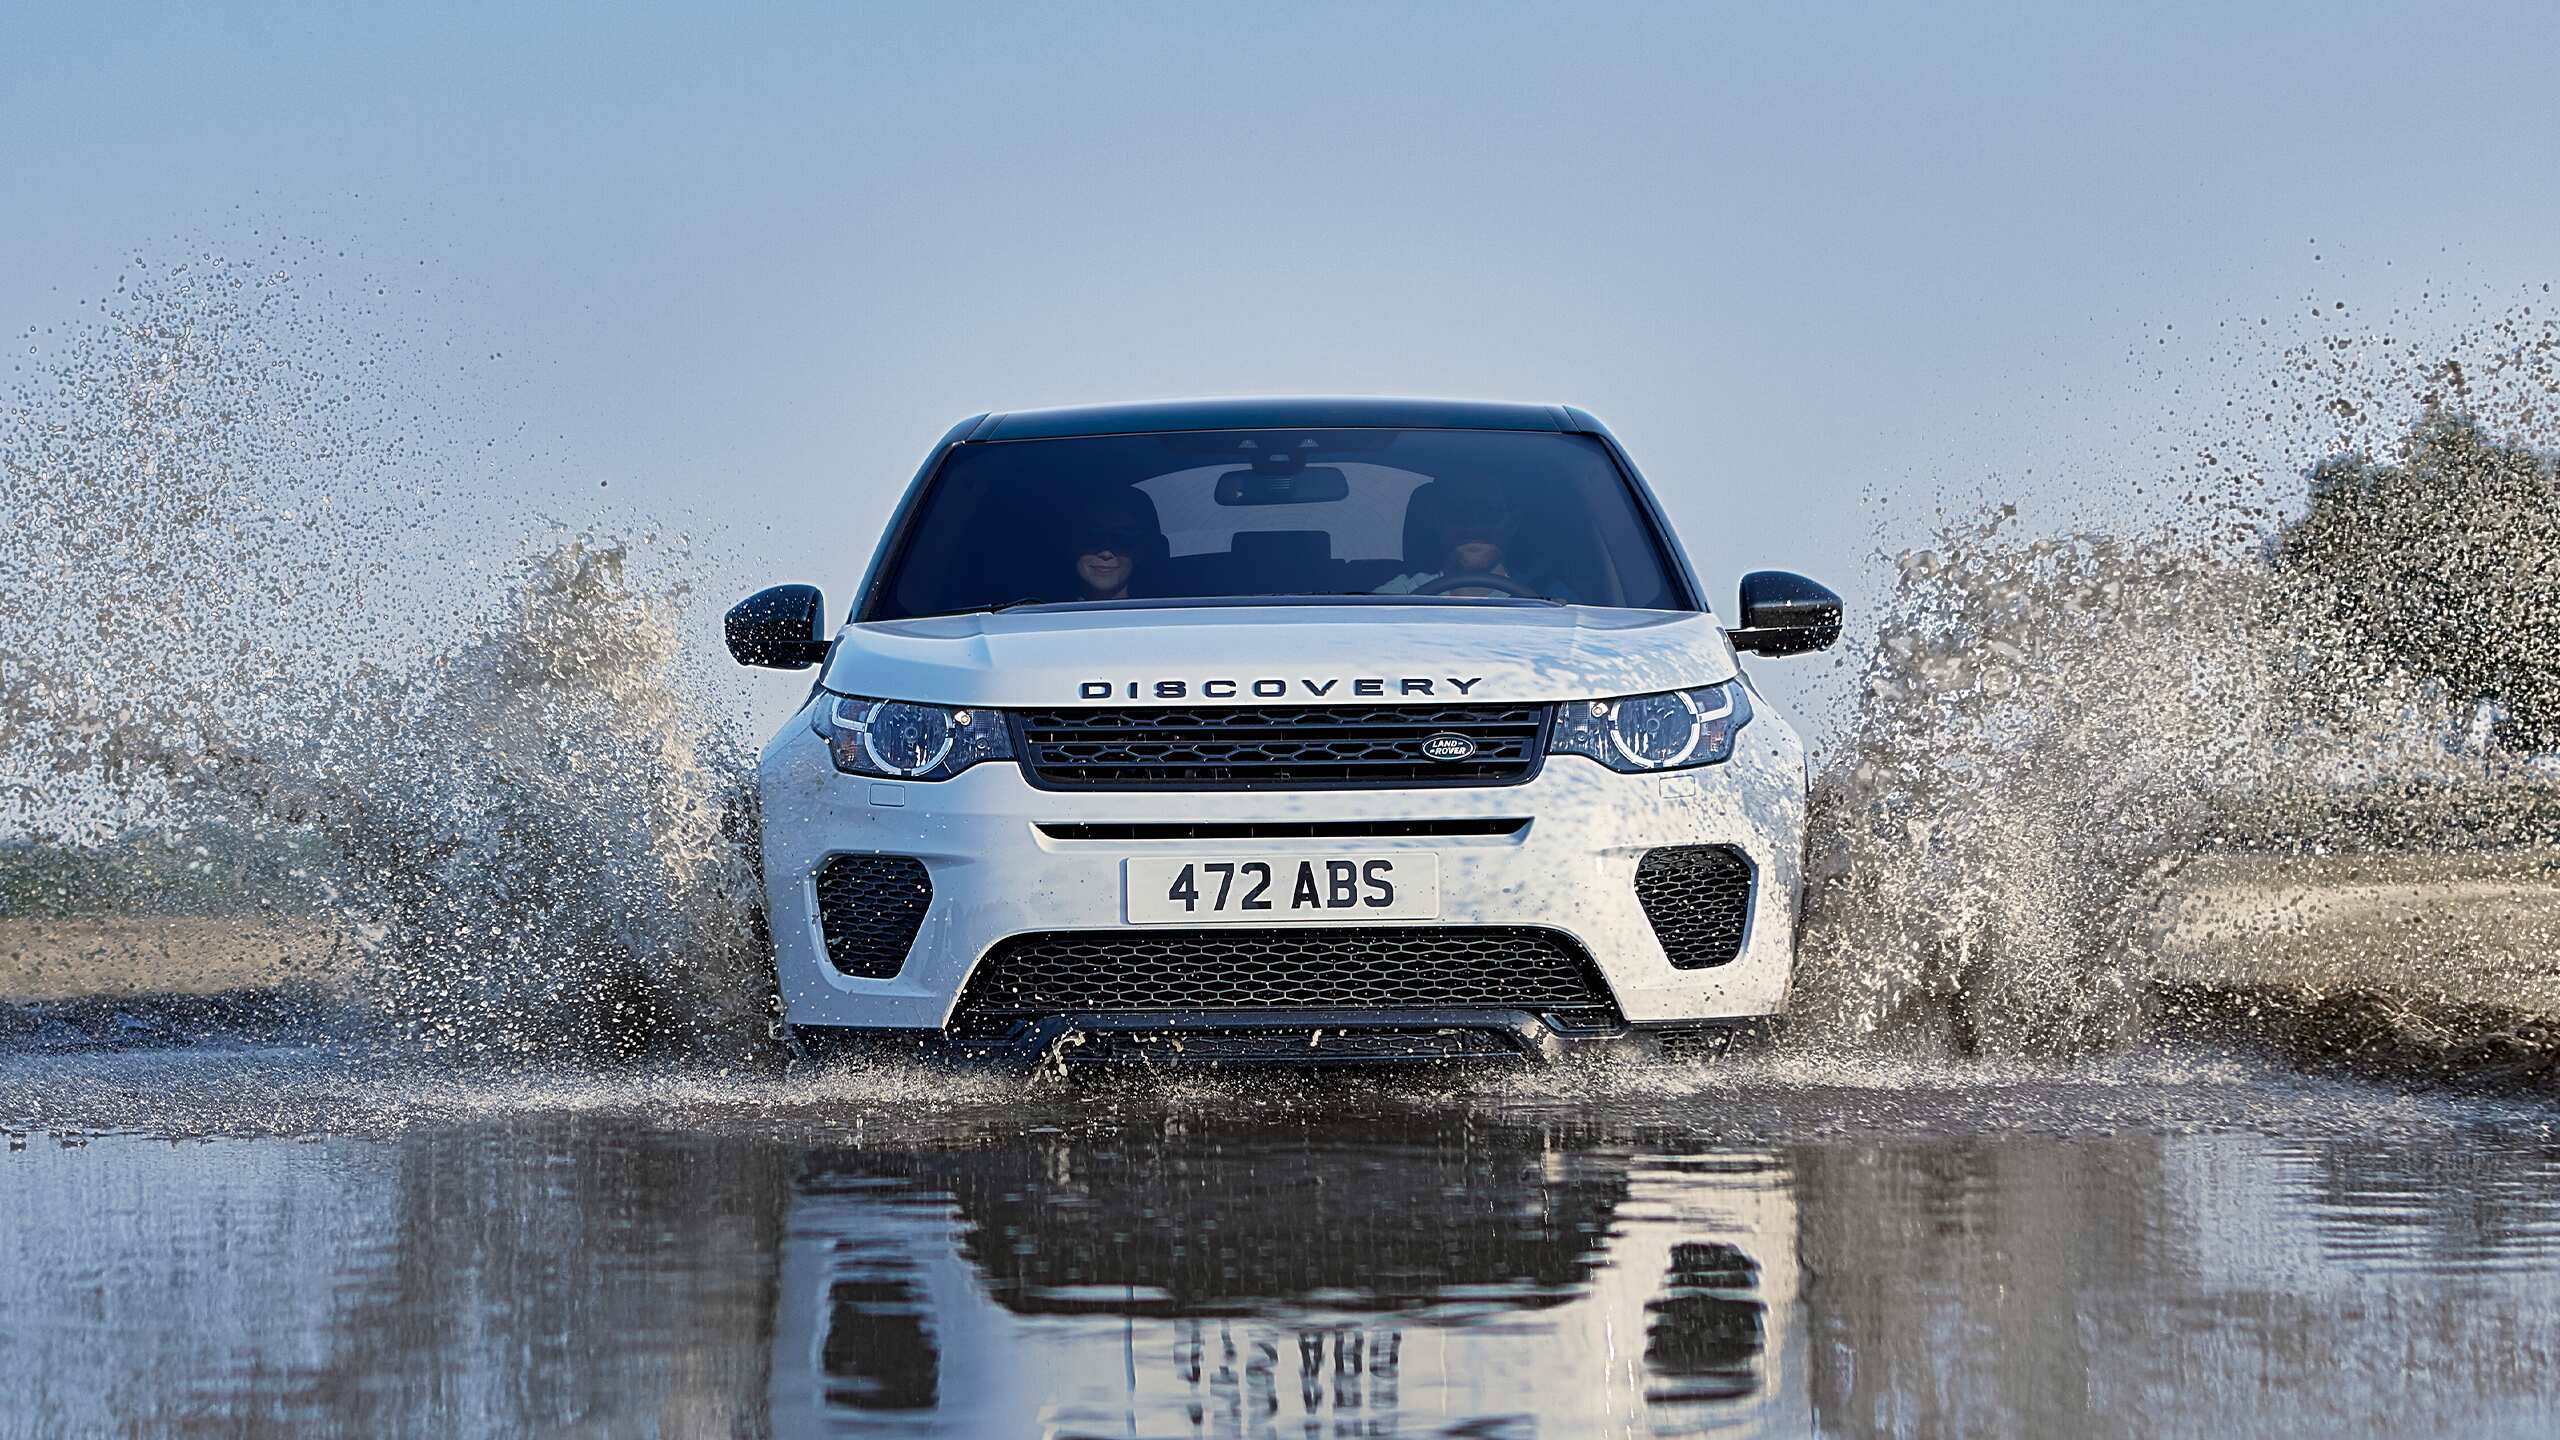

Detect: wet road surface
[3,1045,2557,1438]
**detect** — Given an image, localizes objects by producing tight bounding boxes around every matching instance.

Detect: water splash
[1792,312,2560,1060]
[1792,521,2276,1053]
[3,258,770,1061]
[238,538,775,1059]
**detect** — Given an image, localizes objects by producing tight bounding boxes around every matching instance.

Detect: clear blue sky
[6,1,2556,729]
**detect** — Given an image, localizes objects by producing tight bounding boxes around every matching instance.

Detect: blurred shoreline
[7,850,2555,1089]
[2150,850,2560,1088]
[0,916,345,1003]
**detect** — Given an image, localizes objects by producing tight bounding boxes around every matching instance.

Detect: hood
[819,604,1738,708]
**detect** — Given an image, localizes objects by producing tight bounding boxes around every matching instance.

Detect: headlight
[808,693,1014,780]
[1551,681,1753,773]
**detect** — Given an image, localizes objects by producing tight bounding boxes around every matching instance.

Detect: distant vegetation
[2275,409,2560,751]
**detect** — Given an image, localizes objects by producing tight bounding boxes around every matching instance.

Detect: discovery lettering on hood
[1077,677,1486,700]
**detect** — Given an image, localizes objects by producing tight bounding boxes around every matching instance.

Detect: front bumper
[757,699,1809,1052]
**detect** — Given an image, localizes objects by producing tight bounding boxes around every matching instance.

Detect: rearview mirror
[725,584,832,669]
[1215,465,1351,506]
[1728,571,1841,657]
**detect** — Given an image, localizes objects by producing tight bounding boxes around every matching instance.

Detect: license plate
[1124,854,1442,924]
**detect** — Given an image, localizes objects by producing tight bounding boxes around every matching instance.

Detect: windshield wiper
[1288,590,1567,606]
[961,591,1566,615]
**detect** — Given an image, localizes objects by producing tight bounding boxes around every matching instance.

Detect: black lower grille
[813,854,932,979]
[1014,704,1547,789]
[1056,1027,1526,1063]
[951,926,1618,1020]
[1634,846,1754,969]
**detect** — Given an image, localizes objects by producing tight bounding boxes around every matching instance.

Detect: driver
[1375,491,1521,597]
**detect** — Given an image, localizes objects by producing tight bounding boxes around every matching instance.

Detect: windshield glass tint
[871,429,1686,619]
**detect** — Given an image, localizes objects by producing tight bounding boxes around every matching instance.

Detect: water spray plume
[1795,318,2560,1061]
[3,259,770,1062]
[5,254,2558,1078]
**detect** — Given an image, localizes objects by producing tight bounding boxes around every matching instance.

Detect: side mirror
[1728,571,1841,657]
[725,584,832,669]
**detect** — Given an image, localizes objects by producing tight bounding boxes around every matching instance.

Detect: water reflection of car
[917,1128,1626,1318]
[763,1120,1803,1434]
[726,398,1842,1067]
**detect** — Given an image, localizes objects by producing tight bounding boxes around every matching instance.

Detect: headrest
[1228,529,1332,564]
[1065,486,1170,560]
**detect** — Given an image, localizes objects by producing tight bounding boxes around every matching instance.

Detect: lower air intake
[951,925,1619,1020]
[813,854,932,979]
[1634,846,1754,969]
[1059,1027,1526,1064]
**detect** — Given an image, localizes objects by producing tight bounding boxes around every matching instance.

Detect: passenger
[1069,504,1151,602]
[1376,493,1522,597]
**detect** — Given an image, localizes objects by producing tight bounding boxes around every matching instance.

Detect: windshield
[867,428,1688,620]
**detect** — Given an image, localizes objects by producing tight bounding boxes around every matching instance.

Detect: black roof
[970,396,1579,441]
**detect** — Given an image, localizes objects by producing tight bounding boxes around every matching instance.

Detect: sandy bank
[5,855,2555,1081]
[2147,852,2560,1084]
[0,916,348,1003]
[2151,852,2560,1020]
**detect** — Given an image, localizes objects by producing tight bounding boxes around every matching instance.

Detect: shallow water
[4,1044,2556,1438]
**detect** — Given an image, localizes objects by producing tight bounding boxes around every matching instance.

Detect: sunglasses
[1076,527,1146,554]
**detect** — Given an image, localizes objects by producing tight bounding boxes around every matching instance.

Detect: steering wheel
[1414,571,1542,598]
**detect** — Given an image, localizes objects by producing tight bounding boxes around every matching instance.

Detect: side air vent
[1634,846,1754,969]
[813,854,932,979]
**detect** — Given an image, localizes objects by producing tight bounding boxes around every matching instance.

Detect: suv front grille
[1013,704,1547,789]
[1634,846,1754,969]
[813,854,932,979]
[951,925,1618,1020]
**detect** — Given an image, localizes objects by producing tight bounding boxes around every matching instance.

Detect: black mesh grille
[1014,704,1547,789]
[813,854,932,979]
[1634,846,1754,969]
[952,926,1618,1019]
[1057,1027,1526,1063]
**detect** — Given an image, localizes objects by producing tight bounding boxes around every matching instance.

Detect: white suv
[727,398,1839,1067]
